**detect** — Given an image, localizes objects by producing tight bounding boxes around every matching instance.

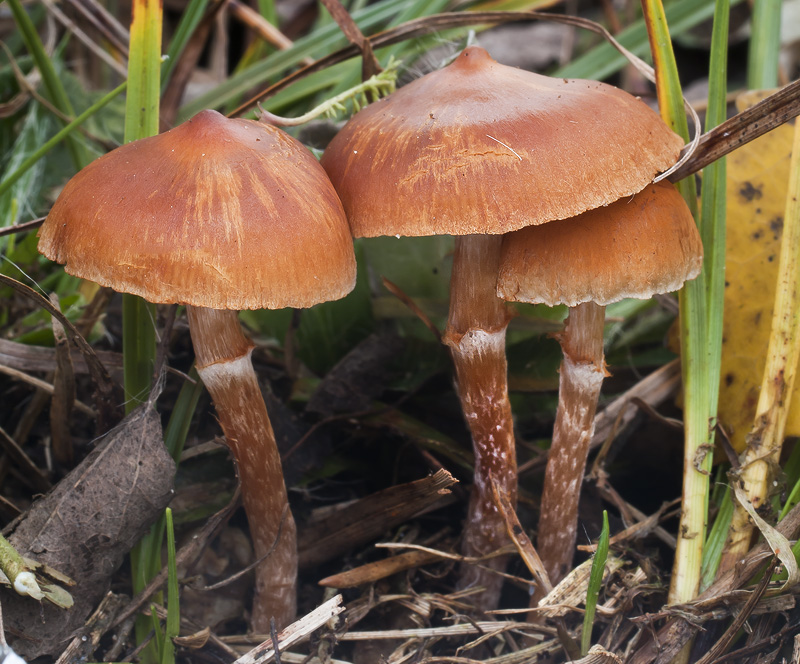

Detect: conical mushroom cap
[39,110,356,310]
[497,181,703,307]
[321,46,684,238]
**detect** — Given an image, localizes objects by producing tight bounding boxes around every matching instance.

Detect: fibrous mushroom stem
[186,306,297,632]
[443,235,515,610]
[536,301,606,585]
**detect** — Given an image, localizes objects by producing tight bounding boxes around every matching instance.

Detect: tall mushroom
[320,46,682,608]
[37,109,356,630]
[498,181,703,584]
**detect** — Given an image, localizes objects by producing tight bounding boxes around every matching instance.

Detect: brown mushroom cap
[321,46,684,238]
[497,182,703,307]
[39,110,356,310]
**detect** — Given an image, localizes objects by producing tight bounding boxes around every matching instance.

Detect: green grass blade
[160,508,179,664]
[696,0,729,587]
[779,441,800,520]
[581,511,609,656]
[133,367,202,658]
[700,489,733,589]
[125,0,163,655]
[163,366,204,461]
[557,0,744,81]
[320,0,451,104]
[125,0,162,142]
[257,0,278,25]
[640,0,710,611]
[161,0,209,92]
[700,0,729,400]
[178,0,416,120]
[150,605,164,657]
[747,0,781,89]
[6,0,89,169]
[122,295,157,411]
[122,0,162,413]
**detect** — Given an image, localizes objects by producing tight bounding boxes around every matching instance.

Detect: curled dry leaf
[2,405,175,659]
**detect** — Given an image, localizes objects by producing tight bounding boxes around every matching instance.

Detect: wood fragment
[317,0,381,80]
[318,549,442,588]
[491,478,552,595]
[50,294,76,466]
[233,594,344,664]
[298,469,457,569]
[0,338,122,374]
[535,557,625,619]
[0,364,95,417]
[54,592,127,664]
[567,644,622,664]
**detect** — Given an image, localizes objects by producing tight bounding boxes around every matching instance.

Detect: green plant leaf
[557,0,744,81]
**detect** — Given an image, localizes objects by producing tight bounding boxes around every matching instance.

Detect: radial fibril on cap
[39,109,355,311]
[321,46,684,238]
[498,182,704,307]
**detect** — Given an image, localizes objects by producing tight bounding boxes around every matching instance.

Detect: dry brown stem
[537,302,606,584]
[187,306,297,632]
[444,235,515,610]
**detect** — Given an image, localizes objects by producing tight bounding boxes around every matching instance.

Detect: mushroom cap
[38,110,356,310]
[496,182,703,307]
[321,46,684,238]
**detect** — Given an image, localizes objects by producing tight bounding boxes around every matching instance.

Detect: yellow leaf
[718,91,796,451]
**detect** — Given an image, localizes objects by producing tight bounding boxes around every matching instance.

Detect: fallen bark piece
[2,404,175,659]
[298,469,457,569]
[307,333,405,417]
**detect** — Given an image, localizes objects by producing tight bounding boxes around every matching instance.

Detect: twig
[693,558,780,664]
[233,594,345,664]
[318,0,381,80]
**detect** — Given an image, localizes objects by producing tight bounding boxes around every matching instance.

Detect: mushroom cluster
[36,45,703,625]
[38,109,356,631]
[321,45,696,605]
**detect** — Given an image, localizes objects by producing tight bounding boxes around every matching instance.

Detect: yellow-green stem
[641,0,710,611]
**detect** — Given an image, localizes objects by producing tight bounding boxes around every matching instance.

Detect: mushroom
[497,181,703,584]
[320,46,682,607]
[37,109,356,630]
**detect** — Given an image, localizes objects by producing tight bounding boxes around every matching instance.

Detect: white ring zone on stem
[452,327,507,359]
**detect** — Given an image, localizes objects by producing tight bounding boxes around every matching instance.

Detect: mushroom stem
[443,234,515,610]
[536,301,606,584]
[186,306,297,632]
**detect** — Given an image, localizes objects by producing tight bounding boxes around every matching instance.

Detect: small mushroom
[38,109,356,630]
[321,46,682,608]
[498,181,703,583]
